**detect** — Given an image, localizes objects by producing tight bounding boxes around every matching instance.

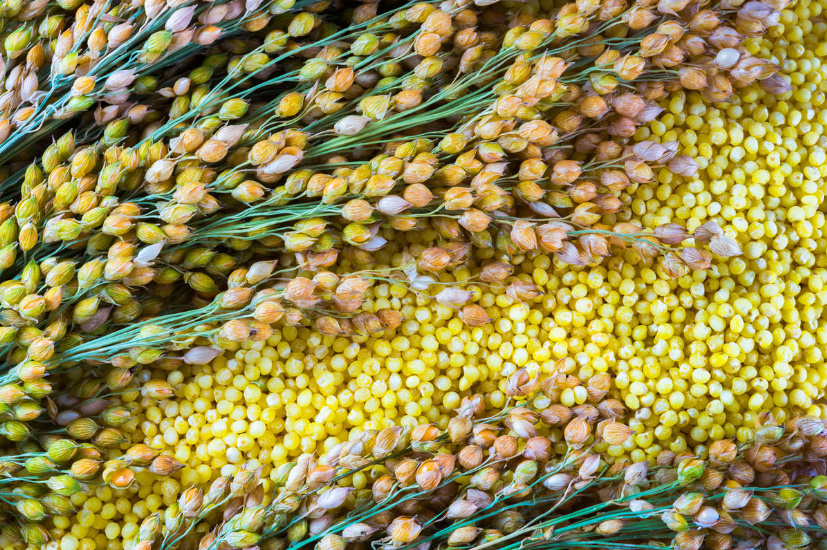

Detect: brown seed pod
[458,445,484,469]
[492,435,519,459]
[540,404,573,427]
[415,460,442,491]
[394,459,419,486]
[564,416,591,447]
[600,421,634,445]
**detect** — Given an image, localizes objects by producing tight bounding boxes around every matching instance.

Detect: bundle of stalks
[0,0,310,168]
[34,371,827,550]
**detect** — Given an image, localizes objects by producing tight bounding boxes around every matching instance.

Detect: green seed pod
[287,519,307,542]
[266,185,290,207]
[270,0,295,13]
[214,170,245,191]
[41,14,67,39]
[134,76,158,95]
[481,529,504,543]
[219,98,249,120]
[661,509,688,532]
[56,131,75,160]
[81,206,110,228]
[12,482,44,498]
[67,95,96,112]
[23,380,52,398]
[0,326,16,345]
[101,406,131,426]
[677,458,705,485]
[47,474,82,496]
[47,439,78,462]
[86,234,113,257]
[512,459,538,485]
[139,513,162,541]
[0,218,17,246]
[112,300,142,323]
[66,418,99,440]
[70,148,98,178]
[14,401,43,421]
[94,427,127,448]
[41,144,61,173]
[45,261,75,287]
[170,95,191,119]
[0,420,31,441]
[773,487,803,509]
[185,272,219,293]
[15,196,38,221]
[77,259,106,289]
[264,30,289,53]
[57,0,84,9]
[25,456,57,475]
[182,248,216,270]
[56,219,83,240]
[20,523,48,545]
[242,53,270,74]
[351,33,379,56]
[100,284,132,306]
[151,267,180,286]
[5,26,33,57]
[42,494,76,516]
[20,441,41,455]
[2,283,25,307]
[271,462,294,488]
[779,528,811,547]
[189,84,211,110]
[23,163,43,193]
[206,254,236,276]
[144,30,173,53]
[102,119,129,145]
[131,347,163,365]
[189,66,213,86]
[21,261,41,295]
[299,58,328,81]
[54,181,79,210]
[288,12,316,36]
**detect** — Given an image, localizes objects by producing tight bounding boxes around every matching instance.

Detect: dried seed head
[601,421,634,445]
[415,460,442,491]
[458,445,484,470]
[564,416,591,447]
[149,454,184,476]
[681,248,712,271]
[418,247,451,272]
[388,517,422,544]
[459,304,491,327]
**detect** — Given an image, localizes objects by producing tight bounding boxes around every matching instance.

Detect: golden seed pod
[125,444,161,466]
[317,534,345,550]
[394,459,419,486]
[418,247,451,272]
[21,523,49,546]
[94,427,127,448]
[600,421,634,445]
[389,517,422,544]
[564,416,591,448]
[107,467,134,489]
[70,458,101,479]
[149,454,185,476]
[66,417,99,440]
